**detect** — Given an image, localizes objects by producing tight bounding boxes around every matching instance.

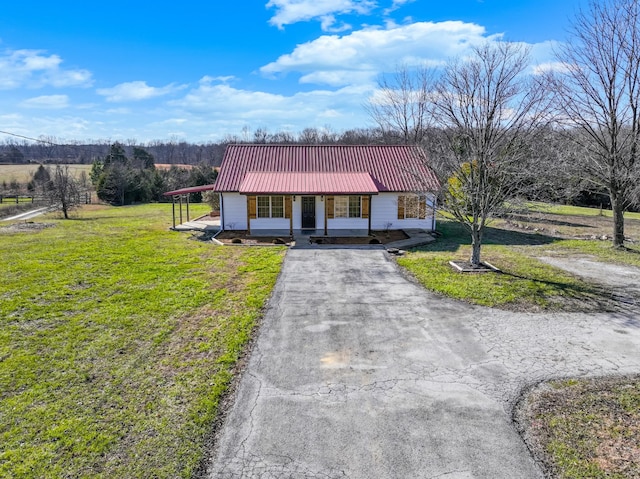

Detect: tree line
[0,128,390,167]
[89,143,217,206]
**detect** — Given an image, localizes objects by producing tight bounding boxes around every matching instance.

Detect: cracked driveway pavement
[207,247,640,478]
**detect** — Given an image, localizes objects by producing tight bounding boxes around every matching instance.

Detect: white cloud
[261,21,498,86]
[20,94,70,109]
[96,81,185,102]
[0,49,92,89]
[383,0,415,15]
[168,77,372,132]
[532,61,571,75]
[266,0,376,30]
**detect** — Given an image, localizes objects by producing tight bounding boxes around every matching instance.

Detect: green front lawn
[397,219,608,311]
[0,203,284,478]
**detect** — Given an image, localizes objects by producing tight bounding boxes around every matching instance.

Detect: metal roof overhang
[238,172,379,195]
[163,183,216,196]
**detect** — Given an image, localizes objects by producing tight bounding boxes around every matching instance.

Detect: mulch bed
[215,230,408,245]
[449,260,501,273]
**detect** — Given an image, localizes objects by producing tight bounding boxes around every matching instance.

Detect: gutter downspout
[218,192,224,233]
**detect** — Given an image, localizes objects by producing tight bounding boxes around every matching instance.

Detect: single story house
[213,144,440,235]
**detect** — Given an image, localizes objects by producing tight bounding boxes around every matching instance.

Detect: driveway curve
[207,246,640,478]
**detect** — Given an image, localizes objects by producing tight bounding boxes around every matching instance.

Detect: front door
[301,196,316,229]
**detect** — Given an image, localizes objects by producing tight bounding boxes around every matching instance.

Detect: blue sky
[0,0,583,144]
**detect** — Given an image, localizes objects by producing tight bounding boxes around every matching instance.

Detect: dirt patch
[0,222,56,233]
[449,260,500,273]
[516,376,640,478]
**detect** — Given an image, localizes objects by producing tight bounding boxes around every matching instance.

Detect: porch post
[324,197,328,235]
[179,195,183,225]
[219,193,224,231]
[246,197,251,235]
[186,193,190,222]
[368,194,372,235]
[172,197,176,229]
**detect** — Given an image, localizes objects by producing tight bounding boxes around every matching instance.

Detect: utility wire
[0,130,62,146]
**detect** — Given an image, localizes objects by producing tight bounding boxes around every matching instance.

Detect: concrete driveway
[207,247,640,478]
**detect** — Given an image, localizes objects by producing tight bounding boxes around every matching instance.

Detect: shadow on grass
[619,245,640,255]
[497,269,626,313]
[420,220,559,253]
[411,220,640,314]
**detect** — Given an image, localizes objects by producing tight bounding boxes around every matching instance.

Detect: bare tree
[48,165,79,219]
[553,0,640,247]
[431,42,553,267]
[366,65,434,144]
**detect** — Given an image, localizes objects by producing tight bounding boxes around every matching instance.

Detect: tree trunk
[470,227,482,267]
[611,192,625,247]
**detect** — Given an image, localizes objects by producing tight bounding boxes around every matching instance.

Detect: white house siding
[222,192,436,232]
[327,217,369,230]
[221,193,247,230]
[371,193,436,231]
[250,218,290,230]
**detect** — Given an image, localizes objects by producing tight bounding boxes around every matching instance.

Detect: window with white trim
[257,196,285,218]
[334,196,362,218]
[398,194,427,219]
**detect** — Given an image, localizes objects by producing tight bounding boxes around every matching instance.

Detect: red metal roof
[163,183,216,196]
[239,172,379,195]
[214,145,440,193]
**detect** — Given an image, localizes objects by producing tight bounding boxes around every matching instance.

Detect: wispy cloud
[0,49,92,89]
[383,0,415,15]
[169,76,371,130]
[266,0,376,30]
[96,81,186,102]
[20,94,70,109]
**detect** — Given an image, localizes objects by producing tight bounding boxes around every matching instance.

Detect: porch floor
[173,217,220,231]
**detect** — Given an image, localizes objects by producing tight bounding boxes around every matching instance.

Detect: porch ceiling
[238,171,379,195]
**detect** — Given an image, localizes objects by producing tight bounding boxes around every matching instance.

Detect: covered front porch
[239,171,380,236]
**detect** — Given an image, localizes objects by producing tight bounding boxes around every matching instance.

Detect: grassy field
[0,203,284,478]
[0,163,92,184]
[527,201,640,220]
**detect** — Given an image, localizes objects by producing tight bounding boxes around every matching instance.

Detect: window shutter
[418,196,427,219]
[248,196,257,219]
[326,196,334,219]
[284,195,292,219]
[361,195,369,219]
[397,195,405,219]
